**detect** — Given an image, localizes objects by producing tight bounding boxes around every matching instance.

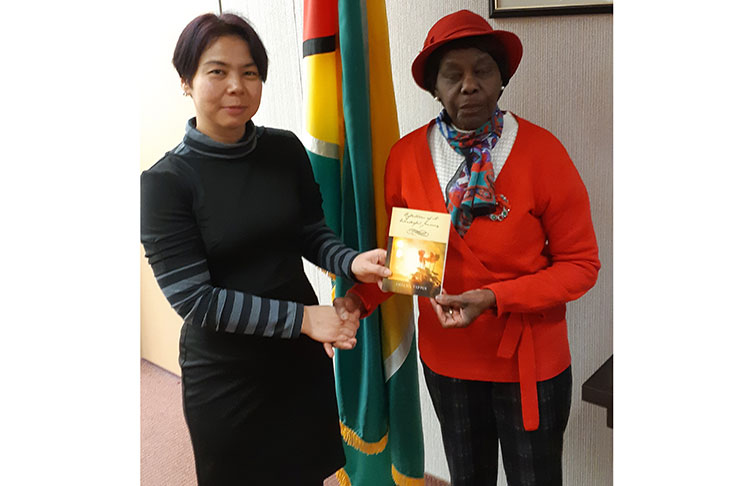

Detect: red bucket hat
[411,9,523,91]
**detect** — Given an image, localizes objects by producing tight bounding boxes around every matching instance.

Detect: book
[381,207,451,297]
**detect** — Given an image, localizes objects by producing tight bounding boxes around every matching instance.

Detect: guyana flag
[302,1,425,485]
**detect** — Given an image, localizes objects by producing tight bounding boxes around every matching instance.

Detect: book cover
[381,207,451,297]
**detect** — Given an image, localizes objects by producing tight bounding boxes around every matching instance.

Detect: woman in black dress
[140,13,389,485]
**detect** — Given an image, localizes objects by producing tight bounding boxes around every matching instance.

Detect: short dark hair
[422,36,509,95]
[173,13,269,86]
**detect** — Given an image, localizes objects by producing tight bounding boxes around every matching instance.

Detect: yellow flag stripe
[366,0,399,247]
[303,52,343,147]
[383,303,415,379]
[379,293,413,366]
[366,0,415,375]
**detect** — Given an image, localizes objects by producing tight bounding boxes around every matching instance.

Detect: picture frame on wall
[489,0,613,18]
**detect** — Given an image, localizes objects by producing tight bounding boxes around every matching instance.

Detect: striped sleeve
[141,167,304,339]
[300,219,359,281]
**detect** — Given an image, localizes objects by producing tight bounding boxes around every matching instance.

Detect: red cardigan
[349,114,600,430]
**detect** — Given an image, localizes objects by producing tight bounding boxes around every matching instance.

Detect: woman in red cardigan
[335,9,600,486]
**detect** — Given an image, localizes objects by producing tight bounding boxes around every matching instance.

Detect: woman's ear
[181,79,191,97]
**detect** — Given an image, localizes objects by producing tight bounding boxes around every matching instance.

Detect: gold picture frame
[489,0,613,18]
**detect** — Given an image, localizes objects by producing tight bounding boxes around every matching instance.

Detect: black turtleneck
[141,119,359,338]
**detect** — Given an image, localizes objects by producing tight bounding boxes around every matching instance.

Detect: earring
[182,91,188,96]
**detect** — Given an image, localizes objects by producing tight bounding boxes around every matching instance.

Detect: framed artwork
[489,0,613,18]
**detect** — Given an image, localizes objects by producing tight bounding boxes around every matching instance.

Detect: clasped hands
[301,303,361,358]
[302,248,390,357]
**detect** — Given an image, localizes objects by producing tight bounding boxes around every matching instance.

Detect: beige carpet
[141,359,196,486]
[141,358,448,485]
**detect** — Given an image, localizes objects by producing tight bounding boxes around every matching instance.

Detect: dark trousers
[422,362,572,486]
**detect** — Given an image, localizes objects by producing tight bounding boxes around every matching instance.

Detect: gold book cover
[382,207,451,297]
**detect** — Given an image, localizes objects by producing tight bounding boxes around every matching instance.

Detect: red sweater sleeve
[484,136,600,314]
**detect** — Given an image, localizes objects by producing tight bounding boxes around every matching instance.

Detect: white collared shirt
[427,111,519,203]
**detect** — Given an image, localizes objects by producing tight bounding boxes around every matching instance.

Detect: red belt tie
[496,312,539,431]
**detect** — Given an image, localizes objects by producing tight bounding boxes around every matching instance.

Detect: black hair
[173,13,269,86]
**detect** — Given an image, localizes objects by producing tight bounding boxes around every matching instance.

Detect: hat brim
[411,30,523,91]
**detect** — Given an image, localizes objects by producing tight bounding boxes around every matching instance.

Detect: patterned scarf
[436,106,504,237]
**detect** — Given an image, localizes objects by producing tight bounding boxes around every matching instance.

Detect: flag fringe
[336,467,352,486]
[391,464,425,486]
[335,464,424,486]
[339,420,388,455]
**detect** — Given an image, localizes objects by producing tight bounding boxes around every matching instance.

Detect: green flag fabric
[302,1,425,485]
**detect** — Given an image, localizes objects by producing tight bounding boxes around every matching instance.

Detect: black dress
[141,119,355,484]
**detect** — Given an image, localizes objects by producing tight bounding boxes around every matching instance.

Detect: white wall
[139,0,220,374]
[142,1,612,484]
